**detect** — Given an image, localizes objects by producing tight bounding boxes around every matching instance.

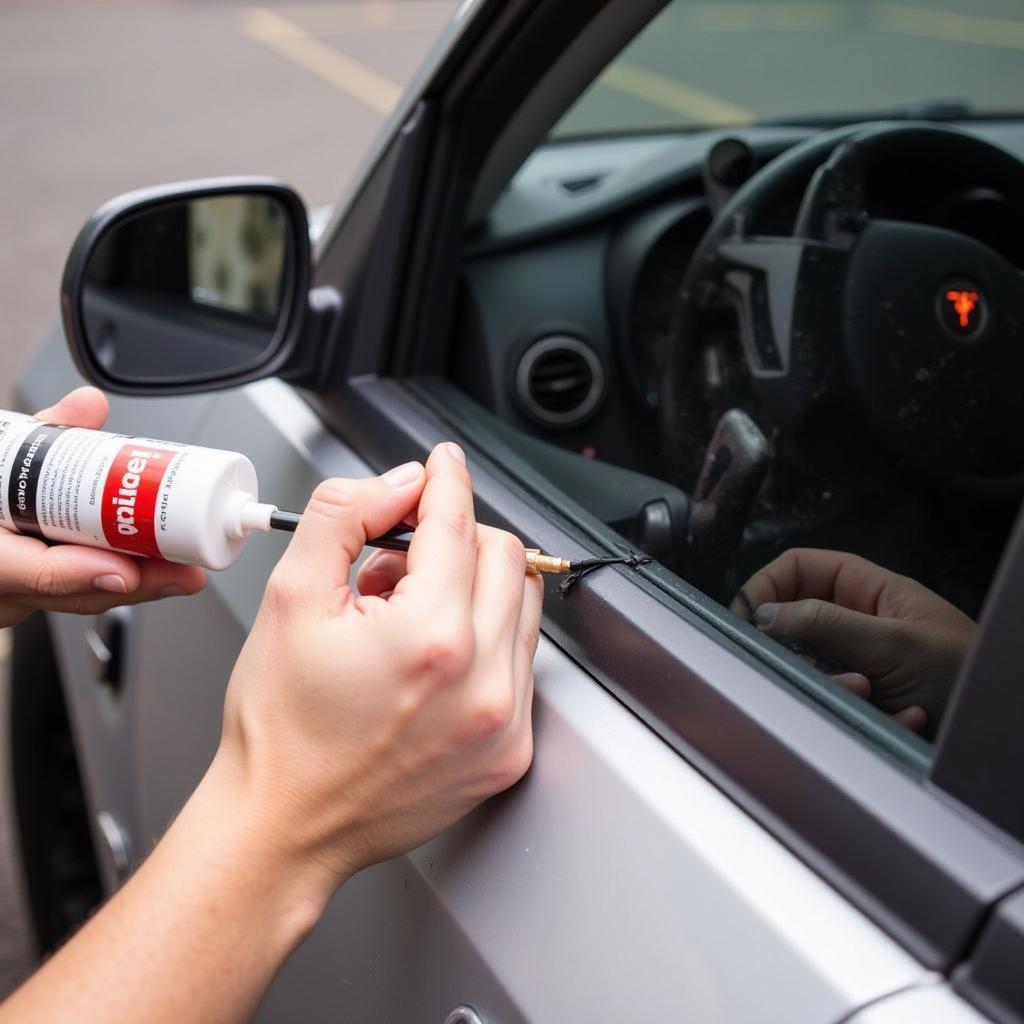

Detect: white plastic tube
[0,410,276,570]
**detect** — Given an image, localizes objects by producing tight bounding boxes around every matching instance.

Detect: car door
[17,0,1024,1021]
[16,353,936,1022]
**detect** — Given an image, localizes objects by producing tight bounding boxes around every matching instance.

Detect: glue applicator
[0,409,620,579]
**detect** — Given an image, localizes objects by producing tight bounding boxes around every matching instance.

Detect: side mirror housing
[60,177,336,395]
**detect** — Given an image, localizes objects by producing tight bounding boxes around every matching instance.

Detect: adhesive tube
[0,410,276,570]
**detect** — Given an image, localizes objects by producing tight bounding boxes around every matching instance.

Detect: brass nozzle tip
[525,549,572,575]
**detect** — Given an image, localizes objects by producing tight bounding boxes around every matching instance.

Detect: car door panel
[131,588,240,849]
[18,331,931,1018]
[847,984,991,1024]
[254,637,927,1023]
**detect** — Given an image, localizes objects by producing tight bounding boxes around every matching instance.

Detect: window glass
[452,0,1024,759]
[555,1,1024,138]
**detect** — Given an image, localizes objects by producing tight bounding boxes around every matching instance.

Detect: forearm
[0,756,332,1024]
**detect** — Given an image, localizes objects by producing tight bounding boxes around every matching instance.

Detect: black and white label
[7,425,68,539]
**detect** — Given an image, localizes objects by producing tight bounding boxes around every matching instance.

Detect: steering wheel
[662,123,1024,491]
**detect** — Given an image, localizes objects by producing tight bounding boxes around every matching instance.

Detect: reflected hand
[0,388,205,629]
[732,548,975,734]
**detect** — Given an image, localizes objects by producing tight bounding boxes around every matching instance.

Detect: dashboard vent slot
[516,336,605,427]
[558,174,605,195]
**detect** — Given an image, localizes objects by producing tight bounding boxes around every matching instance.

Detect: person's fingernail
[730,589,756,621]
[159,584,187,599]
[381,461,422,487]
[753,602,780,628]
[93,574,127,594]
[445,442,466,465]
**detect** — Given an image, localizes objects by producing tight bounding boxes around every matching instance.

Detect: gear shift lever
[686,409,770,598]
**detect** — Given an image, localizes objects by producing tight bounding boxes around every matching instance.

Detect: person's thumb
[34,386,109,429]
[266,464,425,609]
[753,597,900,678]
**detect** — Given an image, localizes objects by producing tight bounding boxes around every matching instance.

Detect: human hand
[0,443,541,1024]
[732,548,975,734]
[0,388,205,629]
[213,442,543,906]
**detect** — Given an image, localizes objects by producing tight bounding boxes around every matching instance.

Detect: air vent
[558,174,606,195]
[546,170,610,197]
[515,336,605,427]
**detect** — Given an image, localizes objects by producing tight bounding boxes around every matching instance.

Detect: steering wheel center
[844,219,1024,478]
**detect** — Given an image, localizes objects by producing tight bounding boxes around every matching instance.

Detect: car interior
[436,0,1024,750]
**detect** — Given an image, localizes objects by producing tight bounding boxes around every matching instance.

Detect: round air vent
[515,336,605,427]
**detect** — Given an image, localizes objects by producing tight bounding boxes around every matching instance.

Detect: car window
[554,0,1024,137]
[450,0,1024,763]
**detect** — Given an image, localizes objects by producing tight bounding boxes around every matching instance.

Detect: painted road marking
[242,8,401,114]
[602,63,752,125]
[259,1,454,36]
[875,4,1024,50]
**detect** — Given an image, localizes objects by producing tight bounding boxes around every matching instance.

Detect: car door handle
[444,1007,484,1024]
[85,607,131,692]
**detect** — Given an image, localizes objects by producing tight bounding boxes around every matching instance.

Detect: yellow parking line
[242,8,401,114]
[602,63,752,125]
[875,4,1024,50]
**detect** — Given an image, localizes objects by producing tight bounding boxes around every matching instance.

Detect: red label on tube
[100,444,174,557]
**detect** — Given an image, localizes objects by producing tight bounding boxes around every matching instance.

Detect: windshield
[554,0,1024,136]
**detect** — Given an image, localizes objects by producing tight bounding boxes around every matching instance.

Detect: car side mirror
[61,178,335,395]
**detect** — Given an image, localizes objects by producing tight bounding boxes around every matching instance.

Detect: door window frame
[932,508,1024,844]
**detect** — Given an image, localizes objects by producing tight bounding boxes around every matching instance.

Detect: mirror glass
[82,194,290,382]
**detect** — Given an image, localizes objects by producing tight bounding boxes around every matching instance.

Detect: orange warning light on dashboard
[946,289,979,329]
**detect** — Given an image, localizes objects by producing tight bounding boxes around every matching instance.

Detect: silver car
[12,0,1024,1020]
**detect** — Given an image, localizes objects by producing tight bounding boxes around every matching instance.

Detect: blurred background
[0,0,457,993]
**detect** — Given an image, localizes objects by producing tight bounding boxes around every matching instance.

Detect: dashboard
[453,121,1024,485]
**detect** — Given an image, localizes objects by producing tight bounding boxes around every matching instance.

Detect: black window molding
[932,506,1024,845]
